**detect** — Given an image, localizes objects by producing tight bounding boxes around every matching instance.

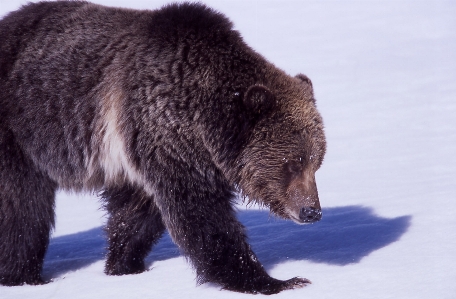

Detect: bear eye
[284,159,303,179]
[288,162,301,174]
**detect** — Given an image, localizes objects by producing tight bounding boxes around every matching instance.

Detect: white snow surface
[1,0,455,298]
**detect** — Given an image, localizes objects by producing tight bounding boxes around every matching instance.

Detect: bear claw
[252,276,312,294]
[283,277,312,289]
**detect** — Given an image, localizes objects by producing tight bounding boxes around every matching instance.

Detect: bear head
[235,71,326,224]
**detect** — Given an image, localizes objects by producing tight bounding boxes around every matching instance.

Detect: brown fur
[0,1,325,293]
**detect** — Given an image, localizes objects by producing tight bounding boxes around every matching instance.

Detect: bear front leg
[102,186,166,276]
[155,177,310,294]
[0,128,56,286]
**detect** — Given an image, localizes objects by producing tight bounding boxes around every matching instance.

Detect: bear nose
[299,207,322,223]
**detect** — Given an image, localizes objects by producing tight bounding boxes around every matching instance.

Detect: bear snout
[299,207,322,223]
[284,168,322,224]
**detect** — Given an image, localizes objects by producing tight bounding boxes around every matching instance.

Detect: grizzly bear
[0,1,326,294]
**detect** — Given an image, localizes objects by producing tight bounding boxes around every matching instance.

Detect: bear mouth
[289,215,313,225]
[286,207,322,225]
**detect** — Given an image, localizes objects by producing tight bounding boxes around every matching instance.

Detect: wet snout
[299,206,322,223]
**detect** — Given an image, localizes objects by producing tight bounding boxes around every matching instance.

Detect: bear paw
[281,276,312,290]
[252,276,311,295]
[0,275,48,286]
[222,276,311,295]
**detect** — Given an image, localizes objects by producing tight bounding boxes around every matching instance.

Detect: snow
[1,0,455,298]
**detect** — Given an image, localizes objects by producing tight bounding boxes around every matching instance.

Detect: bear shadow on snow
[43,205,411,279]
[241,205,411,268]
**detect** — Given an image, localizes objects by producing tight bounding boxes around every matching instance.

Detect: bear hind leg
[102,186,165,276]
[0,128,56,286]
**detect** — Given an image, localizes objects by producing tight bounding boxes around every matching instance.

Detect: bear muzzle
[285,169,322,224]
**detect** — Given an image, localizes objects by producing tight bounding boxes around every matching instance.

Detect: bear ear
[243,84,276,116]
[295,73,313,87]
[295,73,315,103]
